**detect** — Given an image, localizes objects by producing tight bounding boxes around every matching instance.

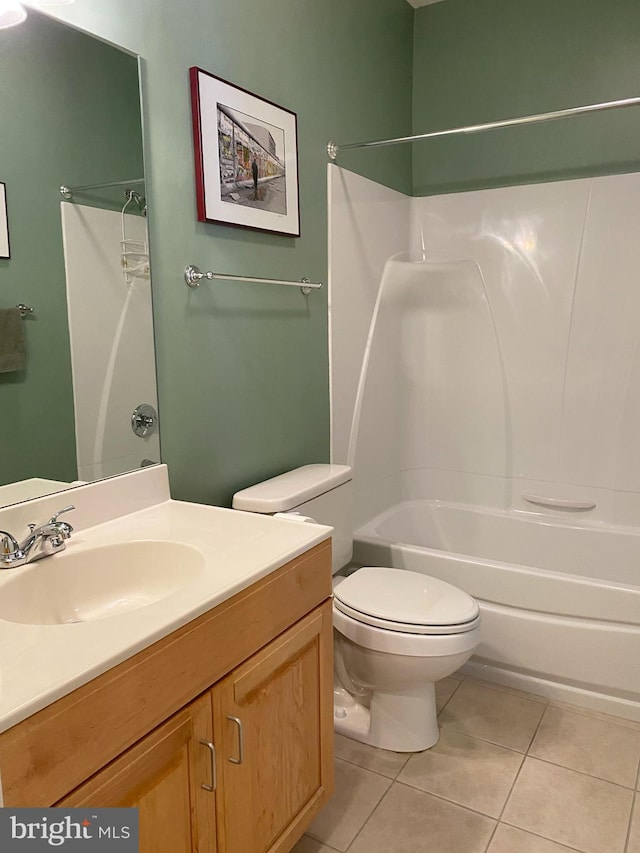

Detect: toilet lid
[333,567,479,633]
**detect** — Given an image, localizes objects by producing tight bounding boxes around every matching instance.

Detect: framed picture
[0,182,10,259]
[190,67,300,237]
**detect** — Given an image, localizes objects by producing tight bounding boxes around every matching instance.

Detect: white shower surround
[328,165,640,719]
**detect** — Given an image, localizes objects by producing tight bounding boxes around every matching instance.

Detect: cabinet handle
[226,716,245,765]
[199,740,217,792]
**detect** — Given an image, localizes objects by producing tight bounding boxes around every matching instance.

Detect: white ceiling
[406,0,446,7]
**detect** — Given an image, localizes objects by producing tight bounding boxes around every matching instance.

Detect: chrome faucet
[0,505,75,568]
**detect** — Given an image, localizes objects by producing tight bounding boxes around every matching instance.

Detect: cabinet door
[58,693,217,853]
[212,600,334,853]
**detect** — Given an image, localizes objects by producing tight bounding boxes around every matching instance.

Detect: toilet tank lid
[232,464,352,513]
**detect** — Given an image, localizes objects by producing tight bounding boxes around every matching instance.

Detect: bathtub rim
[353,533,640,627]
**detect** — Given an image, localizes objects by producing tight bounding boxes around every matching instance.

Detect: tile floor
[293,676,640,853]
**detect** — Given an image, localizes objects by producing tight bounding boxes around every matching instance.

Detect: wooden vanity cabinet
[0,540,334,853]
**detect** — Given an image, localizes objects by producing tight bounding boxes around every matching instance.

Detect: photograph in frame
[0,183,10,259]
[190,67,300,237]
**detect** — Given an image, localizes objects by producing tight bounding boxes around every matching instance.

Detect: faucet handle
[48,505,76,524]
[0,531,20,555]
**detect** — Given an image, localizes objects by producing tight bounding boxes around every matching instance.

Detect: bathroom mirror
[0,10,160,508]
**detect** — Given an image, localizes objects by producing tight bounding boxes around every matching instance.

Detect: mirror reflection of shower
[62,182,158,482]
[121,188,150,285]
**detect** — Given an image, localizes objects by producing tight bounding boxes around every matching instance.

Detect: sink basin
[0,541,205,625]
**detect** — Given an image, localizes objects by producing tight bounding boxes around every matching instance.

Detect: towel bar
[184,264,323,296]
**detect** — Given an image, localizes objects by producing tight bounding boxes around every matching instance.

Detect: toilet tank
[232,464,354,573]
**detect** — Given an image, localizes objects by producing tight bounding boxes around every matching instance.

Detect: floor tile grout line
[392,776,504,823]
[462,676,551,707]
[623,760,640,853]
[304,759,393,853]
[342,780,396,853]
[299,837,342,853]
[436,676,463,717]
[332,752,409,782]
[498,819,596,853]
[303,830,343,853]
[540,700,640,736]
[392,753,412,780]
[526,700,551,752]
[438,720,534,755]
[479,755,525,851]
[522,753,640,791]
[547,704,640,734]
[623,790,637,853]
[481,702,549,852]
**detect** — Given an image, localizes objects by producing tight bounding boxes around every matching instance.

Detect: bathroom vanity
[0,466,334,853]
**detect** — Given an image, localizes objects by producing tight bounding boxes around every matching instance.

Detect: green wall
[8,0,640,508]
[44,0,414,507]
[0,13,143,485]
[412,0,640,195]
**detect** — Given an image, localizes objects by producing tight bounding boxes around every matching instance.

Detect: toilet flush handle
[273,512,315,523]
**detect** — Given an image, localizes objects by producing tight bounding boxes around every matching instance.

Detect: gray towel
[0,307,26,372]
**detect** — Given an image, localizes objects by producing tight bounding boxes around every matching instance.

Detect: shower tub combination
[329,168,640,723]
[353,498,640,720]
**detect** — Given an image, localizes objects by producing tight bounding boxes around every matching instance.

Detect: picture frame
[189,67,300,237]
[0,182,10,259]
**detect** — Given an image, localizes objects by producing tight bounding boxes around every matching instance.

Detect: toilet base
[334,683,440,752]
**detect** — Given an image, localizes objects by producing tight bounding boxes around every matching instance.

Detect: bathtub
[353,500,640,721]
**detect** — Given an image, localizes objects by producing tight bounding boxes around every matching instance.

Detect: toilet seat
[333,567,480,635]
[333,605,481,657]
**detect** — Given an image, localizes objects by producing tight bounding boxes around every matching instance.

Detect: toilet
[232,464,480,752]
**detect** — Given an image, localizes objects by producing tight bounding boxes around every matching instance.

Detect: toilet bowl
[232,464,480,752]
[332,567,479,751]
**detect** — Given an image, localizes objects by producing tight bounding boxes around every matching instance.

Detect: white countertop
[0,467,332,733]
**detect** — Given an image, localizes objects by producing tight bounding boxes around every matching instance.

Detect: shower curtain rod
[326,96,640,159]
[59,178,145,200]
